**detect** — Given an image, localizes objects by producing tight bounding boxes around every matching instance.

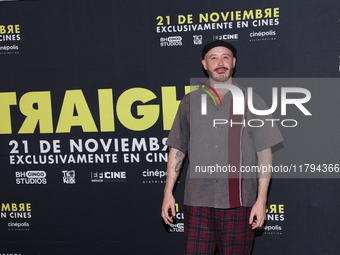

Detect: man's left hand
[249,200,266,230]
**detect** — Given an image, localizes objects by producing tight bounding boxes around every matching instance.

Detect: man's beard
[207,68,234,83]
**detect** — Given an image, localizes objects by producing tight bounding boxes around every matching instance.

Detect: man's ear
[233,57,236,68]
[202,59,206,70]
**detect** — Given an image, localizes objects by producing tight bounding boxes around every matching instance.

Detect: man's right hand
[161,147,184,225]
[161,192,176,225]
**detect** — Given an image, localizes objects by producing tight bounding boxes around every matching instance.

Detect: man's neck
[209,78,233,98]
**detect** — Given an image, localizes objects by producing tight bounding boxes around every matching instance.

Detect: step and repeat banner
[0,0,339,254]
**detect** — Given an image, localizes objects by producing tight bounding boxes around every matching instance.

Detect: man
[161,40,283,255]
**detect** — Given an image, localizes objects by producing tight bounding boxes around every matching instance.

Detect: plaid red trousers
[184,205,254,255]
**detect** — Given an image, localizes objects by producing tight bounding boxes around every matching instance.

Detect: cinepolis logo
[199,84,311,128]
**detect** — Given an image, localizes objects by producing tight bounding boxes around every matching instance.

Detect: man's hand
[161,147,185,225]
[161,192,176,225]
[249,200,266,230]
[249,147,272,230]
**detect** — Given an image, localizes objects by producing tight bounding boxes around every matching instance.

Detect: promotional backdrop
[0,0,339,254]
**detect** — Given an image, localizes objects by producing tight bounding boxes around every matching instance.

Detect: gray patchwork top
[167,86,283,209]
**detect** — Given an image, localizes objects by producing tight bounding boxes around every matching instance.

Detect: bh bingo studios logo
[199,83,311,128]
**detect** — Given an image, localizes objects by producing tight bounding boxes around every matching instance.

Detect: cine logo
[200,84,312,116]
